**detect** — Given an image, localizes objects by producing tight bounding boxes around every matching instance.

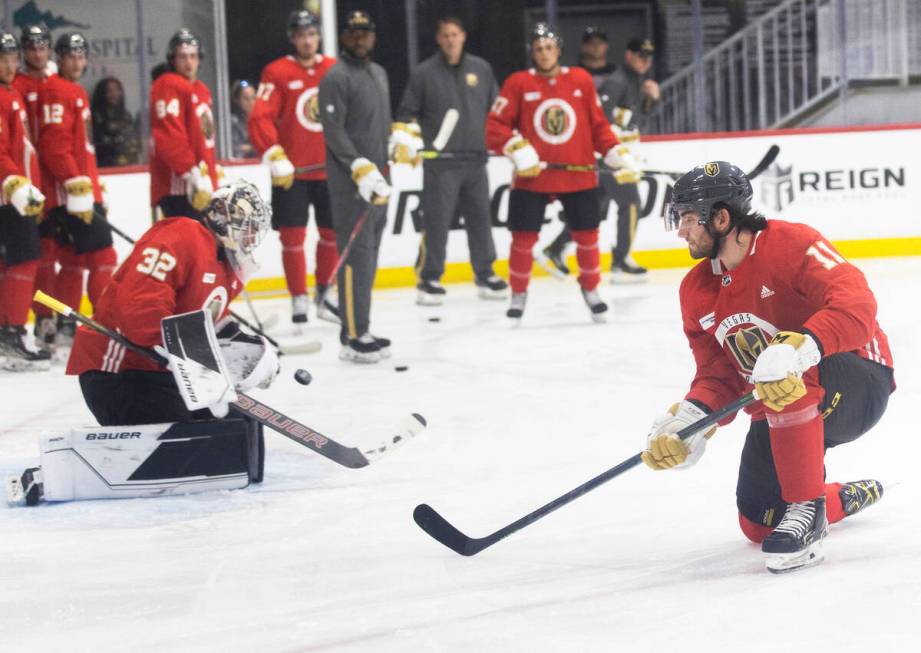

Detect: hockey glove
[603,145,642,184]
[389,122,424,167]
[641,401,716,471]
[263,145,295,190]
[751,331,821,412]
[63,176,95,223]
[503,135,541,177]
[217,320,280,392]
[184,162,214,212]
[351,157,391,206]
[2,174,45,218]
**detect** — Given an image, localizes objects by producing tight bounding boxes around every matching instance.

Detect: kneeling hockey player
[8,181,280,506]
[641,161,893,573]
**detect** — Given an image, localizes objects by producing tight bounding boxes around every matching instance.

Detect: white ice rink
[1,258,919,653]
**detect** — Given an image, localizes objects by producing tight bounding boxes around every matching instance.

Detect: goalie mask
[205,181,271,269]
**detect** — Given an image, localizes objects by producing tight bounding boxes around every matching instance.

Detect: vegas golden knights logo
[704,162,719,176]
[200,110,214,141]
[726,327,769,371]
[306,94,320,123]
[542,107,568,136]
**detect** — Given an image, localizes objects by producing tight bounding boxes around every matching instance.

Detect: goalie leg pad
[37,419,258,503]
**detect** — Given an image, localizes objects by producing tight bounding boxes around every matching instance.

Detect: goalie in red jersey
[641,161,894,573]
[485,23,639,323]
[248,9,340,325]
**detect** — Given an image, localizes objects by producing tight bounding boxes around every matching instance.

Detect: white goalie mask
[205,181,272,265]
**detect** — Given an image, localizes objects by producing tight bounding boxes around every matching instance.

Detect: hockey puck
[428,317,441,323]
[395,366,409,372]
[294,369,313,385]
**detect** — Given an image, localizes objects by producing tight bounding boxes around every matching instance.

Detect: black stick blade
[413,504,480,556]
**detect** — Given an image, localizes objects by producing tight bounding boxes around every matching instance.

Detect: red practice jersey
[679,220,894,420]
[11,71,54,144]
[249,54,336,181]
[0,84,41,186]
[67,217,243,375]
[37,75,101,210]
[486,66,617,193]
[149,72,218,207]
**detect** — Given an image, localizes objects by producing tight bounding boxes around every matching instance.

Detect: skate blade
[765,541,825,574]
[589,312,608,324]
[2,357,52,372]
[534,253,569,280]
[610,272,648,285]
[416,292,445,307]
[477,288,509,301]
[338,347,381,364]
[316,310,341,325]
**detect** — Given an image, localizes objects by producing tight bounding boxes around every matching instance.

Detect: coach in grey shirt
[397,16,507,306]
[319,10,393,363]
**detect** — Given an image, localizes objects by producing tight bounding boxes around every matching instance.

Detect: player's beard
[686,232,715,260]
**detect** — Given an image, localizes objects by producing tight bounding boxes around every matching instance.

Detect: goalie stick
[413,391,757,556]
[32,290,426,469]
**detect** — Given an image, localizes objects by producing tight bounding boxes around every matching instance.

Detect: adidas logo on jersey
[760,285,775,299]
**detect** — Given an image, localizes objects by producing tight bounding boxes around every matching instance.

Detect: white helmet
[205,180,271,258]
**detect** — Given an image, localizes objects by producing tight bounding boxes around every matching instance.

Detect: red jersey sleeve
[485,74,522,153]
[248,63,283,156]
[0,97,21,179]
[150,75,197,175]
[37,82,81,182]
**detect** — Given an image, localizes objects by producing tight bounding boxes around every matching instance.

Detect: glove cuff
[262,144,286,163]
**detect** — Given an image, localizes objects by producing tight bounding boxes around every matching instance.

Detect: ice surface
[1,258,919,653]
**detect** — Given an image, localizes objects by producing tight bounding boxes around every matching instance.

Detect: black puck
[395,366,409,372]
[294,369,313,385]
[428,317,441,323]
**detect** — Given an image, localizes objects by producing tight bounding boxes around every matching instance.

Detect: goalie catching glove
[641,400,717,471]
[350,157,391,205]
[2,175,44,217]
[389,122,424,166]
[216,319,280,392]
[262,145,295,189]
[503,135,541,177]
[751,331,821,412]
[63,176,94,223]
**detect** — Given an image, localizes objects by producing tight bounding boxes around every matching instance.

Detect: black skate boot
[0,325,51,371]
[611,253,648,284]
[762,497,828,574]
[416,279,447,306]
[475,274,509,300]
[339,333,382,364]
[370,334,391,359]
[291,294,309,324]
[581,288,608,323]
[6,467,44,506]
[33,315,57,352]
[840,479,884,516]
[535,246,570,278]
[506,292,527,321]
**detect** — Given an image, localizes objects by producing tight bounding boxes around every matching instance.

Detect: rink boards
[99,123,921,295]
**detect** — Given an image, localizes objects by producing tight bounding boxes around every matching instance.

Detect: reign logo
[760,160,906,212]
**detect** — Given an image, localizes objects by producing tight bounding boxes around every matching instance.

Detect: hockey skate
[6,467,44,506]
[534,246,569,279]
[610,253,648,284]
[339,333,382,364]
[475,275,509,300]
[0,325,51,371]
[840,479,884,516]
[370,334,391,359]
[56,315,76,348]
[506,292,527,322]
[315,287,341,324]
[416,279,447,306]
[33,315,57,353]
[762,497,828,574]
[581,288,609,323]
[291,293,309,324]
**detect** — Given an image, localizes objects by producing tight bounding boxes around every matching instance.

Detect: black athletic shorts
[53,203,114,254]
[507,187,602,232]
[271,179,333,230]
[157,195,203,222]
[0,204,42,265]
[736,353,893,527]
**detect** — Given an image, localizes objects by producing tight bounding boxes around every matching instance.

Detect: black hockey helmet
[288,9,320,37]
[20,24,50,48]
[54,33,88,58]
[665,161,752,232]
[167,28,203,62]
[529,22,562,50]
[0,32,19,54]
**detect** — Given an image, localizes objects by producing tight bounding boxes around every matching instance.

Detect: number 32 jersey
[67,217,243,375]
[679,219,894,418]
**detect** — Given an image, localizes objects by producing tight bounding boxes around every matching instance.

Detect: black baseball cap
[582,26,607,43]
[345,10,375,32]
[627,37,655,55]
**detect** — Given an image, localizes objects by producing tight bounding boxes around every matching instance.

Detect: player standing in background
[0,31,49,370]
[249,9,340,326]
[577,26,615,87]
[541,37,660,282]
[485,23,638,323]
[149,28,218,221]
[396,16,507,306]
[318,10,393,364]
[642,161,892,573]
[14,24,58,350]
[37,33,117,344]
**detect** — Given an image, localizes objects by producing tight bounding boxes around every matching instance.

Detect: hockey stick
[413,391,758,556]
[431,108,460,151]
[321,203,374,289]
[294,162,326,174]
[105,220,316,355]
[32,290,425,469]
